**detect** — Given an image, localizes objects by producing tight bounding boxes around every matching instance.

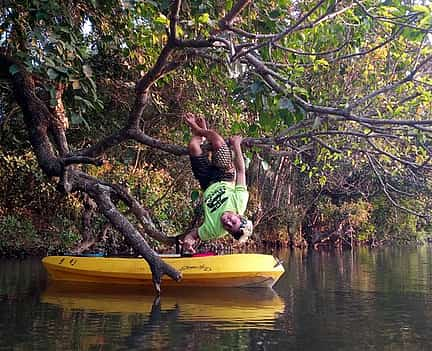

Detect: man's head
[221,211,253,243]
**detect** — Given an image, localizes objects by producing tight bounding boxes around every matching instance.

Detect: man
[181,113,253,253]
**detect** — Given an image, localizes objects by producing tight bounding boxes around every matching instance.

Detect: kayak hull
[42,254,285,288]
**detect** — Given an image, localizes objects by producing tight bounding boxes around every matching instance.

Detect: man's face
[221,211,241,233]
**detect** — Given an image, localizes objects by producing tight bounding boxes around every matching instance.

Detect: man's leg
[188,135,204,157]
[185,113,234,187]
[187,117,212,189]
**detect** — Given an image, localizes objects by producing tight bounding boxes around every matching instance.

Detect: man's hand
[180,228,199,254]
[229,135,243,146]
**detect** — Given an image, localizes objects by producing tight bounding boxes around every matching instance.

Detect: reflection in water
[3,247,432,350]
[42,284,285,330]
[38,284,285,350]
[277,246,432,350]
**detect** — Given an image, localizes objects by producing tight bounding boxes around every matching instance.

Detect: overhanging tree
[1,0,431,292]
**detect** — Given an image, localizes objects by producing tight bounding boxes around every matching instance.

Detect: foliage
[86,151,194,237]
[314,198,372,239]
[0,151,82,255]
[0,213,81,256]
[371,195,430,244]
[0,150,81,215]
[0,214,39,256]
[1,0,432,253]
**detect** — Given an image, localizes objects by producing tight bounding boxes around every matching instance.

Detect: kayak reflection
[42,284,285,330]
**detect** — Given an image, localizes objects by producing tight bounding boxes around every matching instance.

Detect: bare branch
[73,129,129,158]
[366,138,421,169]
[366,153,427,218]
[311,136,343,153]
[327,26,404,63]
[219,0,253,28]
[110,184,175,245]
[349,74,412,111]
[297,2,357,29]
[354,0,432,33]
[273,40,350,57]
[127,129,188,155]
[62,156,104,167]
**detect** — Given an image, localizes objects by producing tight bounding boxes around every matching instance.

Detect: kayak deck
[42,254,285,288]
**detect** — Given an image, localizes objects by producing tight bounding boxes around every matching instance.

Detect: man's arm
[230,136,246,187]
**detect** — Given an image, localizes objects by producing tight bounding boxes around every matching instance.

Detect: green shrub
[0,215,39,255]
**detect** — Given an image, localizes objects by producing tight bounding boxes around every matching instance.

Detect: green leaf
[54,66,68,74]
[197,13,210,24]
[412,5,429,14]
[74,95,95,109]
[280,110,294,126]
[190,190,200,202]
[319,175,327,187]
[231,121,246,134]
[9,65,19,76]
[82,65,93,78]
[48,86,56,99]
[401,28,424,42]
[70,112,81,125]
[278,97,295,112]
[70,112,90,130]
[248,124,260,137]
[293,86,309,98]
[154,13,169,25]
[225,0,233,11]
[268,9,282,19]
[315,59,329,67]
[47,68,59,80]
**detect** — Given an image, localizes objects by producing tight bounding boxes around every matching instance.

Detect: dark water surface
[1,247,432,350]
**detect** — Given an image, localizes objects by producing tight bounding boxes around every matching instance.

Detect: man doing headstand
[182,113,253,253]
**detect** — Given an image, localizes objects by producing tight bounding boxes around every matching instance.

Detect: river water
[1,246,432,350]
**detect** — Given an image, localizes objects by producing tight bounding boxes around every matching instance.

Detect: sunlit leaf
[71,80,80,90]
[155,13,169,25]
[261,160,270,171]
[197,13,210,24]
[82,65,93,78]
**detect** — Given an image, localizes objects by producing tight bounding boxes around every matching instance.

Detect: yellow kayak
[42,253,284,288]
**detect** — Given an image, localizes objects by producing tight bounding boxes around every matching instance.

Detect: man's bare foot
[196,117,207,143]
[196,117,207,130]
[183,112,196,127]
